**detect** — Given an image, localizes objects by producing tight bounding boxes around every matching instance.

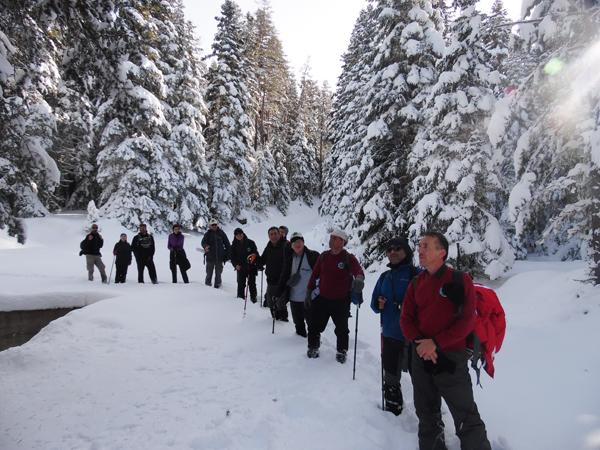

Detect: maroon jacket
[400,265,476,352]
[307,250,363,300]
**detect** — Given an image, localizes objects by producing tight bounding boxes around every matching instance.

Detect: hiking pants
[206,260,223,286]
[382,336,408,379]
[86,255,107,281]
[171,265,189,283]
[136,256,157,283]
[411,348,491,450]
[115,262,128,283]
[236,268,257,299]
[307,297,350,352]
[290,301,308,335]
[265,284,288,320]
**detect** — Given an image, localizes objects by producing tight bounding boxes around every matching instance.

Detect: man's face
[387,245,406,265]
[291,239,304,255]
[279,227,287,239]
[235,232,244,241]
[418,236,445,268]
[91,225,98,234]
[120,235,127,242]
[173,226,181,234]
[139,225,147,234]
[329,235,345,251]
[210,224,218,231]
[268,229,279,244]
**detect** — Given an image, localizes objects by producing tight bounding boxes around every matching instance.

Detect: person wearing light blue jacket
[371,237,419,416]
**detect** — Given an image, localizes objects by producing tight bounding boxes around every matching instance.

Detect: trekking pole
[243,275,249,319]
[260,270,264,308]
[352,304,360,380]
[108,255,116,285]
[380,333,385,410]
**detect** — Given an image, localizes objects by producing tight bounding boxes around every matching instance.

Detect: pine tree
[204,0,253,221]
[288,119,319,205]
[408,0,514,278]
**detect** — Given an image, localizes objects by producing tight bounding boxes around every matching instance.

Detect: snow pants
[205,260,223,287]
[115,262,129,283]
[86,255,107,282]
[136,256,157,283]
[307,297,350,352]
[290,301,308,336]
[236,267,257,300]
[411,348,491,450]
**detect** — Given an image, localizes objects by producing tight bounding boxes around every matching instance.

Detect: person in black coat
[113,233,132,283]
[276,232,319,337]
[230,228,259,302]
[131,223,157,284]
[260,226,289,321]
[201,218,231,288]
[80,223,107,282]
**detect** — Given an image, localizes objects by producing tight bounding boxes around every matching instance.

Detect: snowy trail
[1,205,599,449]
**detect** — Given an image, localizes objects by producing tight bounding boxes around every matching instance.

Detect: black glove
[351,275,365,294]
[441,282,464,307]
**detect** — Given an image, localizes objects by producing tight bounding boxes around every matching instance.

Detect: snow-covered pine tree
[321,5,378,229]
[288,119,319,205]
[349,0,445,263]
[204,0,253,221]
[408,0,514,279]
[508,0,600,261]
[0,3,60,243]
[95,1,179,231]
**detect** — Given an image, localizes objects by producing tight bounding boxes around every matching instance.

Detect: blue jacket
[370,263,419,341]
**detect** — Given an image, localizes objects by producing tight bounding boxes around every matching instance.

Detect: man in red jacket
[400,231,491,450]
[305,229,364,363]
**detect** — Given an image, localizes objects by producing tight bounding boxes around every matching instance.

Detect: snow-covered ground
[1,204,599,450]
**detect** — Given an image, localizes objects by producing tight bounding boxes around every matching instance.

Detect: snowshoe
[307,348,319,359]
[384,384,403,416]
[336,350,347,364]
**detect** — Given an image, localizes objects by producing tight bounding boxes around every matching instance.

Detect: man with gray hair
[201,218,230,289]
[305,229,365,362]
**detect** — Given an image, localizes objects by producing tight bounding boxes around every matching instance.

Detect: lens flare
[544,57,565,76]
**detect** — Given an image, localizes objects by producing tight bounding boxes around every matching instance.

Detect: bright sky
[182,0,522,88]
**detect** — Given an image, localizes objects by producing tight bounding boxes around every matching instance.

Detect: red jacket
[400,265,476,352]
[308,250,363,300]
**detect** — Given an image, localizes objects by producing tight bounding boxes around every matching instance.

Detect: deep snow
[0,204,599,450]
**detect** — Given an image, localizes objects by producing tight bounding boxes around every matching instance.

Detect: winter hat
[290,232,304,244]
[209,218,218,226]
[386,237,413,262]
[330,229,349,243]
[234,227,244,235]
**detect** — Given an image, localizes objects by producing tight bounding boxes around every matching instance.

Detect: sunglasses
[387,246,403,252]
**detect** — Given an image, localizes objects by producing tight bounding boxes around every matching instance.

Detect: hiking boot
[151,280,158,285]
[307,348,319,359]
[296,329,307,338]
[384,384,403,416]
[205,281,211,286]
[88,275,93,281]
[336,350,347,364]
[251,297,257,304]
[263,299,268,307]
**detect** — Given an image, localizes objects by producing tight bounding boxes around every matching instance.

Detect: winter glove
[79,250,84,256]
[441,282,464,307]
[351,291,363,306]
[351,275,365,294]
[247,254,257,265]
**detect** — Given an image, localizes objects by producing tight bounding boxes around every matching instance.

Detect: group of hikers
[80,221,492,450]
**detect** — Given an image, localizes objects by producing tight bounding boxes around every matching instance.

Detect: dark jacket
[400,265,476,352]
[276,246,320,298]
[370,262,419,341]
[131,233,155,260]
[231,237,258,270]
[201,228,230,263]
[260,237,288,285]
[80,233,103,256]
[113,241,132,266]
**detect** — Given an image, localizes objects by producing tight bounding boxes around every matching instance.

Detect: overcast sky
[182,1,522,88]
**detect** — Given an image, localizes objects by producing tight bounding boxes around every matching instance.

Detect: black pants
[115,262,128,283]
[266,284,288,320]
[290,301,308,335]
[136,257,157,283]
[411,348,491,450]
[382,336,410,377]
[307,297,350,352]
[236,268,257,299]
[171,265,189,283]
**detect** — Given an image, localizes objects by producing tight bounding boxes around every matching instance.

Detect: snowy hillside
[1,205,599,450]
